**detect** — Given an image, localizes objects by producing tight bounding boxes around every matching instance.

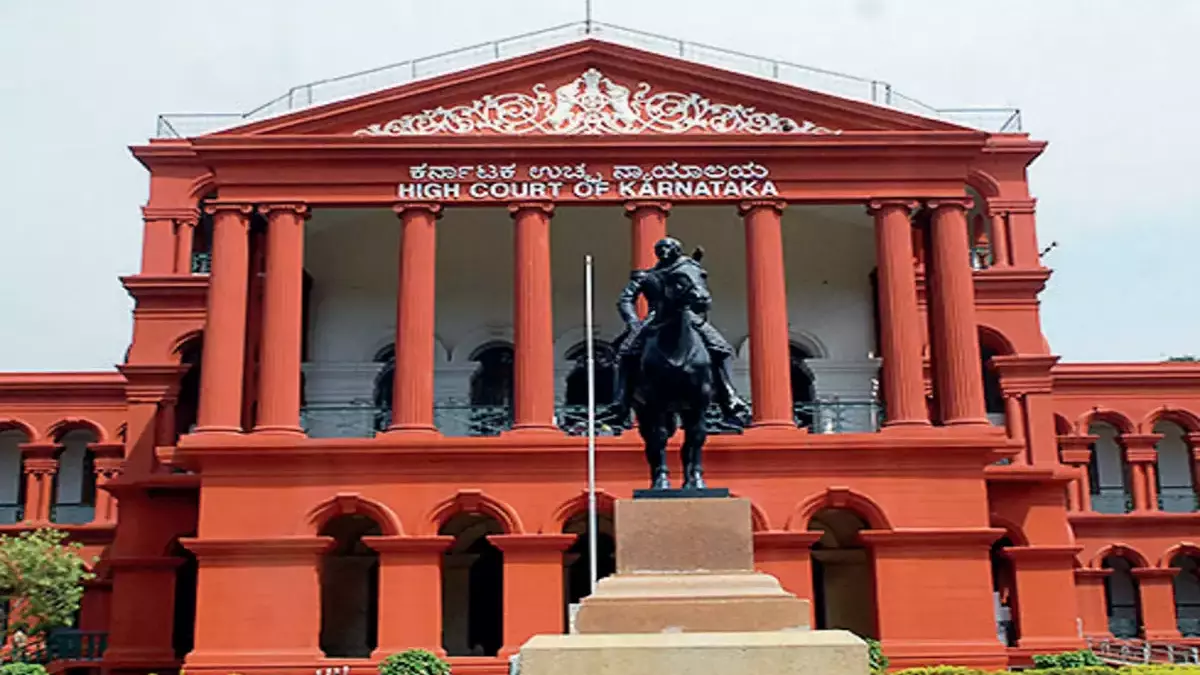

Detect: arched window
[1088,423,1132,514]
[563,341,616,407]
[791,344,816,429]
[981,345,1005,422]
[808,508,877,639]
[1154,421,1196,512]
[562,511,615,631]
[989,537,1020,646]
[319,514,382,658]
[52,429,97,525]
[174,338,203,440]
[1103,555,1142,638]
[169,538,198,659]
[372,344,395,432]
[440,513,504,657]
[1171,553,1200,637]
[0,429,27,524]
[467,343,514,437]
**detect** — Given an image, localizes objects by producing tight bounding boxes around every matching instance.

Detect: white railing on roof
[153,21,1022,139]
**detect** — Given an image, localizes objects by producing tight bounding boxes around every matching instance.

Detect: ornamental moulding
[353,68,842,137]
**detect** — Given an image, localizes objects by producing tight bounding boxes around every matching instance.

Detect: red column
[364,536,452,657]
[740,200,793,429]
[253,204,308,435]
[19,448,57,523]
[489,534,576,657]
[1004,392,1028,464]
[868,200,929,428]
[989,210,1011,268]
[1135,568,1182,640]
[509,203,556,432]
[195,204,252,434]
[626,201,670,318]
[926,198,988,426]
[175,216,197,274]
[388,204,442,433]
[1075,569,1111,638]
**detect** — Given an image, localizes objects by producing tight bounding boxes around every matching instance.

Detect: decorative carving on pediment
[353,68,842,137]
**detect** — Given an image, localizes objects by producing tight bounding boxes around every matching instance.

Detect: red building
[2,26,1199,675]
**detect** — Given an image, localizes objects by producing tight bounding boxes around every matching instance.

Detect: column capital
[866,199,919,215]
[1132,567,1181,580]
[18,443,61,459]
[1074,567,1111,580]
[362,535,453,555]
[392,203,443,218]
[508,202,555,217]
[926,197,975,212]
[202,202,254,217]
[1121,433,1163,455]
[142,206,200,222]
[93,456,124,477]
[21,456,58,476]
[486,533,577,553]
[257,203,311,219]
[738,199,786,216]
[87,441,126,458]
[180,536,333,562]
[987,197,1037,214]
[624,200,672,216]
[752,531,823,551]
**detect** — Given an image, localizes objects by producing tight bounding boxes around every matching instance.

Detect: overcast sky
[1,0,1197,372]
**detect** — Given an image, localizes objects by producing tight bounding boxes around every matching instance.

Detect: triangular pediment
[215,40,969,137]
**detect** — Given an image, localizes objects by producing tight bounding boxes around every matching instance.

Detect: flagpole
[585,254,599,593]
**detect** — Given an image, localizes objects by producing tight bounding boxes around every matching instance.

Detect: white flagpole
[585,254,599,593]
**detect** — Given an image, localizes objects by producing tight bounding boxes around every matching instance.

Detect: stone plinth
[519,630,866,675]
[574,497,811,634]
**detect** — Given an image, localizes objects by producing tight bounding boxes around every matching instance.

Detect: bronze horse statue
[628,249,716,490]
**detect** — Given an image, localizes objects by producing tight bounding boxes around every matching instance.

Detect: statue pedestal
[516,497,868,675]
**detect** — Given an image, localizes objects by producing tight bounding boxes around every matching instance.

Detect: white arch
[450,323,514,365]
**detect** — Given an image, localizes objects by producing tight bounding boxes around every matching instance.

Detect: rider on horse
[609,237,751,427]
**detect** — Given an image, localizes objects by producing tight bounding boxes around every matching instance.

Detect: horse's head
[660,257,712,315]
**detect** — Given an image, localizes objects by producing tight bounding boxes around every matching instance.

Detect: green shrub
[892,667,990,675]
[1024,667,1118,675]
[866,637,889,673]
[0,664,49,675]
[1032,650,1106,669]
[378,649,450,675]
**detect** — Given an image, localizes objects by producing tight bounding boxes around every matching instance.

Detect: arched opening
[1154,421,1196,512]
[319,514,381,658]
[51,429,97,524]
[790,343,816,429]
[990,537,1020,646]
[466,343,514,437]
[562,511,615,631]
[1089,423,1132,514]
[1103,555,1143,638]
[169,538,198,659]
[1171,553,1200,637]
[981,344,1005,424]
[561,341,616,434]
[372,344,395,432]
[0,428,28,524]
[174,338,203,439]
[808,508,877,638]
[440,513,504,656]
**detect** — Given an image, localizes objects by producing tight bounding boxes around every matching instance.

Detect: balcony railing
[26,630,108,663]
[154,21,1021,138]
[299,397,882,439]
[191,251,211,274]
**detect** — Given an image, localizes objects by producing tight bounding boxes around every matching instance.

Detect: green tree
[0,529,95,642]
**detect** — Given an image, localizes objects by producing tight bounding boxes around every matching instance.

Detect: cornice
[486,533,577,553]
[916,267,1051,307]
[0,371,126,402]
[141,206,200,222]
[858,527,1005,548]
[753,531,823,550]
[1052,362,1200,391]
[180,536,333,561]
[992,355,1061,394]
[361,535,453,555]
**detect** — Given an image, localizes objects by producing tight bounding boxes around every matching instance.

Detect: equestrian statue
[607,237,750,490]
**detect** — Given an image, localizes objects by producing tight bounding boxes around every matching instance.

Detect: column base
[384,423,441,435]
[251,425,306,437]
[506,424,562,435]
[944,417,992,427]
[192,425,244,434]
[881,420,932,433]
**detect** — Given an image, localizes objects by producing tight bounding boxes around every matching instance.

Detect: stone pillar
[195,204,252,433]
[101,556,183,670]
[509,203,557,432]
[92,456,123,524]
[1002,546,1085,651]
[988,209,1011,268]
[1123,434,1161,511]
[1059,436,1096,512]
[926,198,988,426]
[860,528,1007,670]
[868,200,928,428]
[488,533,577,657]
[19,446,58,523]
[1004,393,1026,446]
[175,216,198,274]
[1075,568,1112,639]
[740,200,793,429]
[363,536,452,657]
[388,204,442,433]
[1134,567,1181,640]
[753,531,822,626]
[254,204,309,435]
[626,201,670,318]
[183,537,331,668]
[991,199,1039,268]
[141,206,190,275]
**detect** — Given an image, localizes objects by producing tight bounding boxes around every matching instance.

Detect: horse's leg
[680,407,708,490]
[637,405,671,490]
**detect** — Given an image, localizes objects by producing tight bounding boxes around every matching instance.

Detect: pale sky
[1,0,1197,372]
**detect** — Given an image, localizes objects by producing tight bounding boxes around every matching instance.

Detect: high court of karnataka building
[4,24,1200,675]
